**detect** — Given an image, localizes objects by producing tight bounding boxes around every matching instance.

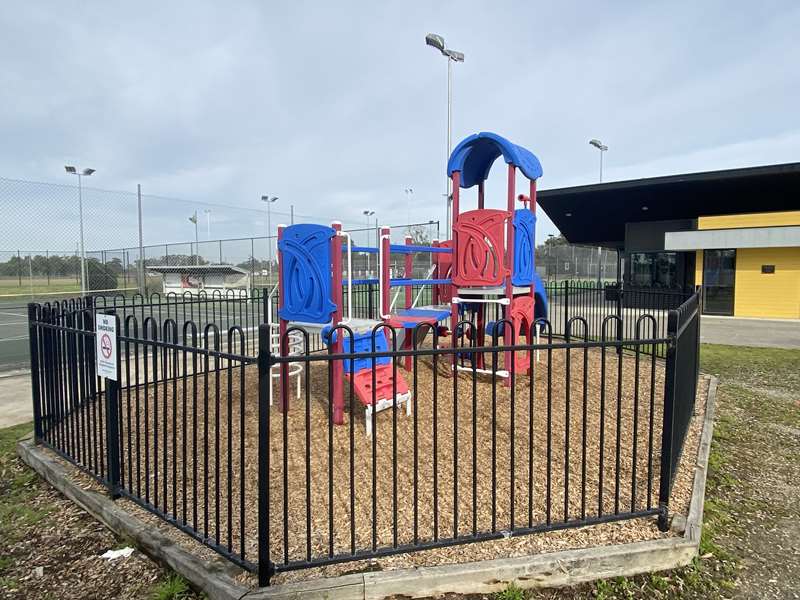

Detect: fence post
[563,280,569,333]
[257,323,274,586]
[28,303,43,441]
[657,308,679,531]
[103,310,122,499]
[693,297,702,392]
[615,256,624,355]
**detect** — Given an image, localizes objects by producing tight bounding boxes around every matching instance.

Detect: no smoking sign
[95,314,118,380]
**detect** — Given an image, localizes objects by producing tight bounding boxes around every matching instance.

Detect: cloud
[0,0,798,252]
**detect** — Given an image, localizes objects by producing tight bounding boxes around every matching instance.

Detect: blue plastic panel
[533,273,549,321]
[512,208,536,286]
[447,132,543,188]
[278,224,337,324]
[321,327,391,374]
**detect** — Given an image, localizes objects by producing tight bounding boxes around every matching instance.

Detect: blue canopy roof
[447,132,543,188]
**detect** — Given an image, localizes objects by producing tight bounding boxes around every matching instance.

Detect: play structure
[273,132,548,434]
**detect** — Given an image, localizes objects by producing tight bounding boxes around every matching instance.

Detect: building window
[629,252,679,289]
[761,265,776,274]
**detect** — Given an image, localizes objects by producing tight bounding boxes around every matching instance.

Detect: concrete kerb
[16,376,718,600]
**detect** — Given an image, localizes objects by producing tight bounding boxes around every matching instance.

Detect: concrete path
[701,315,800,349]
[0,373,31,428]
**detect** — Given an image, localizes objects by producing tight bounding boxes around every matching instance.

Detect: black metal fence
[658,293,701,528]
[27,288,701,586]
[82,280,690,357]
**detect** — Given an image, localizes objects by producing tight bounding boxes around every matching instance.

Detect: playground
[23,132,704,589]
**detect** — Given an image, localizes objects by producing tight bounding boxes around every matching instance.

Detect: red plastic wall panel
[346,364,410,406]
[453,209,509,287]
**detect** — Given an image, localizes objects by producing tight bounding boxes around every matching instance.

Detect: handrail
[388,244,452,254]
[411,265,437,309]
[337,230,353,325]
[378,233,391,319]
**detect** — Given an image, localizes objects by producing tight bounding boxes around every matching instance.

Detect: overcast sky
[1,1,799,252]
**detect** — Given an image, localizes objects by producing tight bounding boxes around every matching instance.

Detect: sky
[1,1,799,254]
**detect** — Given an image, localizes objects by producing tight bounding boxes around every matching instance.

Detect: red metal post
[331,222,345,425]
[277,225,289,412]
[449,172,460,367]
[432,239,440,305]
[504,165,516,382]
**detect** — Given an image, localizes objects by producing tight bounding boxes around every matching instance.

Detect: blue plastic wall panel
[512,209,536,286]
[278,224,337,323]
[447,132,544,188]
[533,273,549,320]
[321,327,391,373]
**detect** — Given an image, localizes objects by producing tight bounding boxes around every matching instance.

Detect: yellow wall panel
[733,248,800,318]
[695,250,703,286]
[699,210,800,230]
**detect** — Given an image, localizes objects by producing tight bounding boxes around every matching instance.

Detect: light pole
[261,195,278,281]
[203,209,211,239]
[362,209,375,274]
[189,211,199,265]
[589,139,608,183]
[65,166,95,294]
[426,33,464,237]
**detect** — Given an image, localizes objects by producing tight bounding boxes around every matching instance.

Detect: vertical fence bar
[657,309,678,531]
[28,304,43,441]
[257,324,273,586]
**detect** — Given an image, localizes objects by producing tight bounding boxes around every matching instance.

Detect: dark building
[538,163,800,317]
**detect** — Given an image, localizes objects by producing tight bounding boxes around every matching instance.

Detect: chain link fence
[536,243,620,283]
[1,176,620,372]
[0,176,443,305]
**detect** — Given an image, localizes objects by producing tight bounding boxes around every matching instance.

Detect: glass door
[702,249,736,315]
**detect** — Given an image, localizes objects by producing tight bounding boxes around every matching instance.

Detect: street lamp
[426,33,464,237]
[362,209,375,274]
[261,195,278,281]
[589,139,608,183]
[203,209,211,239]
[64,166,95,294]
[188,211,199,265]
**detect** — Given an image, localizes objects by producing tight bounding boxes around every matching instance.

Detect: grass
[493,342,798,599]
[1,422,204,598]
[495,582,526,600]
[0,422,52,594]
[150,573,192,600]
[0,277,81,296]
[0,422,49,548]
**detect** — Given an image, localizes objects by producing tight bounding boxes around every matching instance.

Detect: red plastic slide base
[346,364,410,406]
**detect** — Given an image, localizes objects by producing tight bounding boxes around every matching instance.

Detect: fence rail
[27,288,701,585]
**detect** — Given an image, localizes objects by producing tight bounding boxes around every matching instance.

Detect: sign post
[96,311,121,497]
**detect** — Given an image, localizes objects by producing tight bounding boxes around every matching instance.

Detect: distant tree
[405,224,433,245]
[86,259,117,291]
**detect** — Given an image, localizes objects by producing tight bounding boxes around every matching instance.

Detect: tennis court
[0,303,31,372]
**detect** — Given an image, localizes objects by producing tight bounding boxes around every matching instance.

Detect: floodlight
[425,33,445,53]
[65,166,76,173]
[589,139,608,151]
